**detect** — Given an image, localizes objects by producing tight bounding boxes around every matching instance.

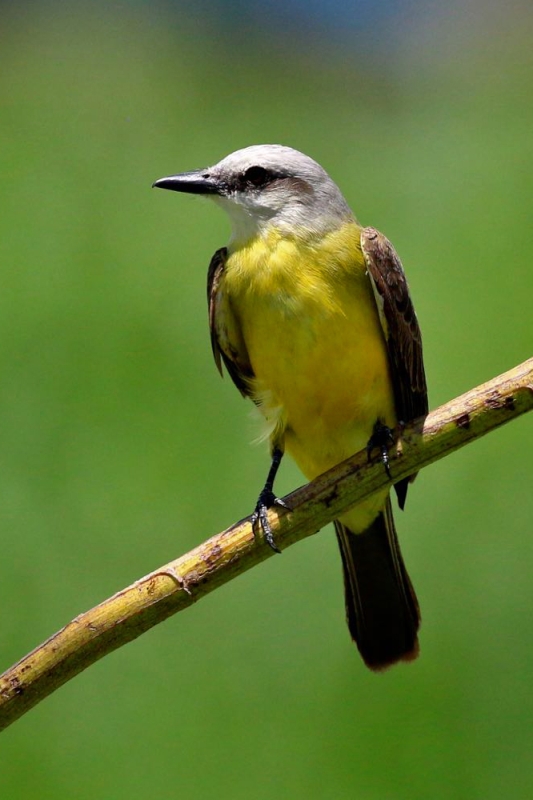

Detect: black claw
[251,489,284,553]
[251,447,288,553]
[367,420,394,480]
[273,496,290,510]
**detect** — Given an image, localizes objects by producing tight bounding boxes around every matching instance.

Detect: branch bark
[1,358,532,731]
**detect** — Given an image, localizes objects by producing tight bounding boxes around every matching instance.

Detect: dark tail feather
[335,499,420,671]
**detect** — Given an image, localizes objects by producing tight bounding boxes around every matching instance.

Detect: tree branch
[1,358,532,731]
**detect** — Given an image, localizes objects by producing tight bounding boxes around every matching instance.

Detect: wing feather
[361,227,428,507]
[207,248,254,398]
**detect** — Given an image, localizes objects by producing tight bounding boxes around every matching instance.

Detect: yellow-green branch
[1,358,532,731]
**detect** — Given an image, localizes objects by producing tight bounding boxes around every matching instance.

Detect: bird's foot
[251,489,290,554]
[367,420,394,480]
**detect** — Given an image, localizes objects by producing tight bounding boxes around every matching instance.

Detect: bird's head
[153,144,353,244]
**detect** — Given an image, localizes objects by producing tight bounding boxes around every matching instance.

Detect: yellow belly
[225,222,395,529]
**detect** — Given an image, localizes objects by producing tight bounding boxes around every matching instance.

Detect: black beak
[152,170,220,195]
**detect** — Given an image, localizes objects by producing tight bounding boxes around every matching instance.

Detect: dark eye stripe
[229,167,289,193]
[244,166,269,186]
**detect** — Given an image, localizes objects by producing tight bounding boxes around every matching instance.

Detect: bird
[153,144,428,671]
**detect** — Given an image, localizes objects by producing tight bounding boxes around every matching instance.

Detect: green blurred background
[1,1,532,797]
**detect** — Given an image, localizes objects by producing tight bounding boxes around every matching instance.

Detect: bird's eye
[243,166,269,187]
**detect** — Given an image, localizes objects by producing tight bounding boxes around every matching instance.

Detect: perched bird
[153,145,428,670]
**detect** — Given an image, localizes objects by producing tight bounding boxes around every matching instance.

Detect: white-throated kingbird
[153,145,428,670]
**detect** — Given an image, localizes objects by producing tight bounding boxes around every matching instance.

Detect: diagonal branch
[0,358,532,731]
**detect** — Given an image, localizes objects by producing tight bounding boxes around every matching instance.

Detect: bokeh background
[1,1,532,797]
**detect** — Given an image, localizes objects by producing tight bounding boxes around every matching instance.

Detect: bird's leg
[366,419,394,480]
[251,447,290,553]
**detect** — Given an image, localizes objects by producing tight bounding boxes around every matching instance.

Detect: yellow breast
[224,221,395,481]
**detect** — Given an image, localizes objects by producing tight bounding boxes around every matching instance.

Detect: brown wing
[361,227,428,508]
[207,247,254,398]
